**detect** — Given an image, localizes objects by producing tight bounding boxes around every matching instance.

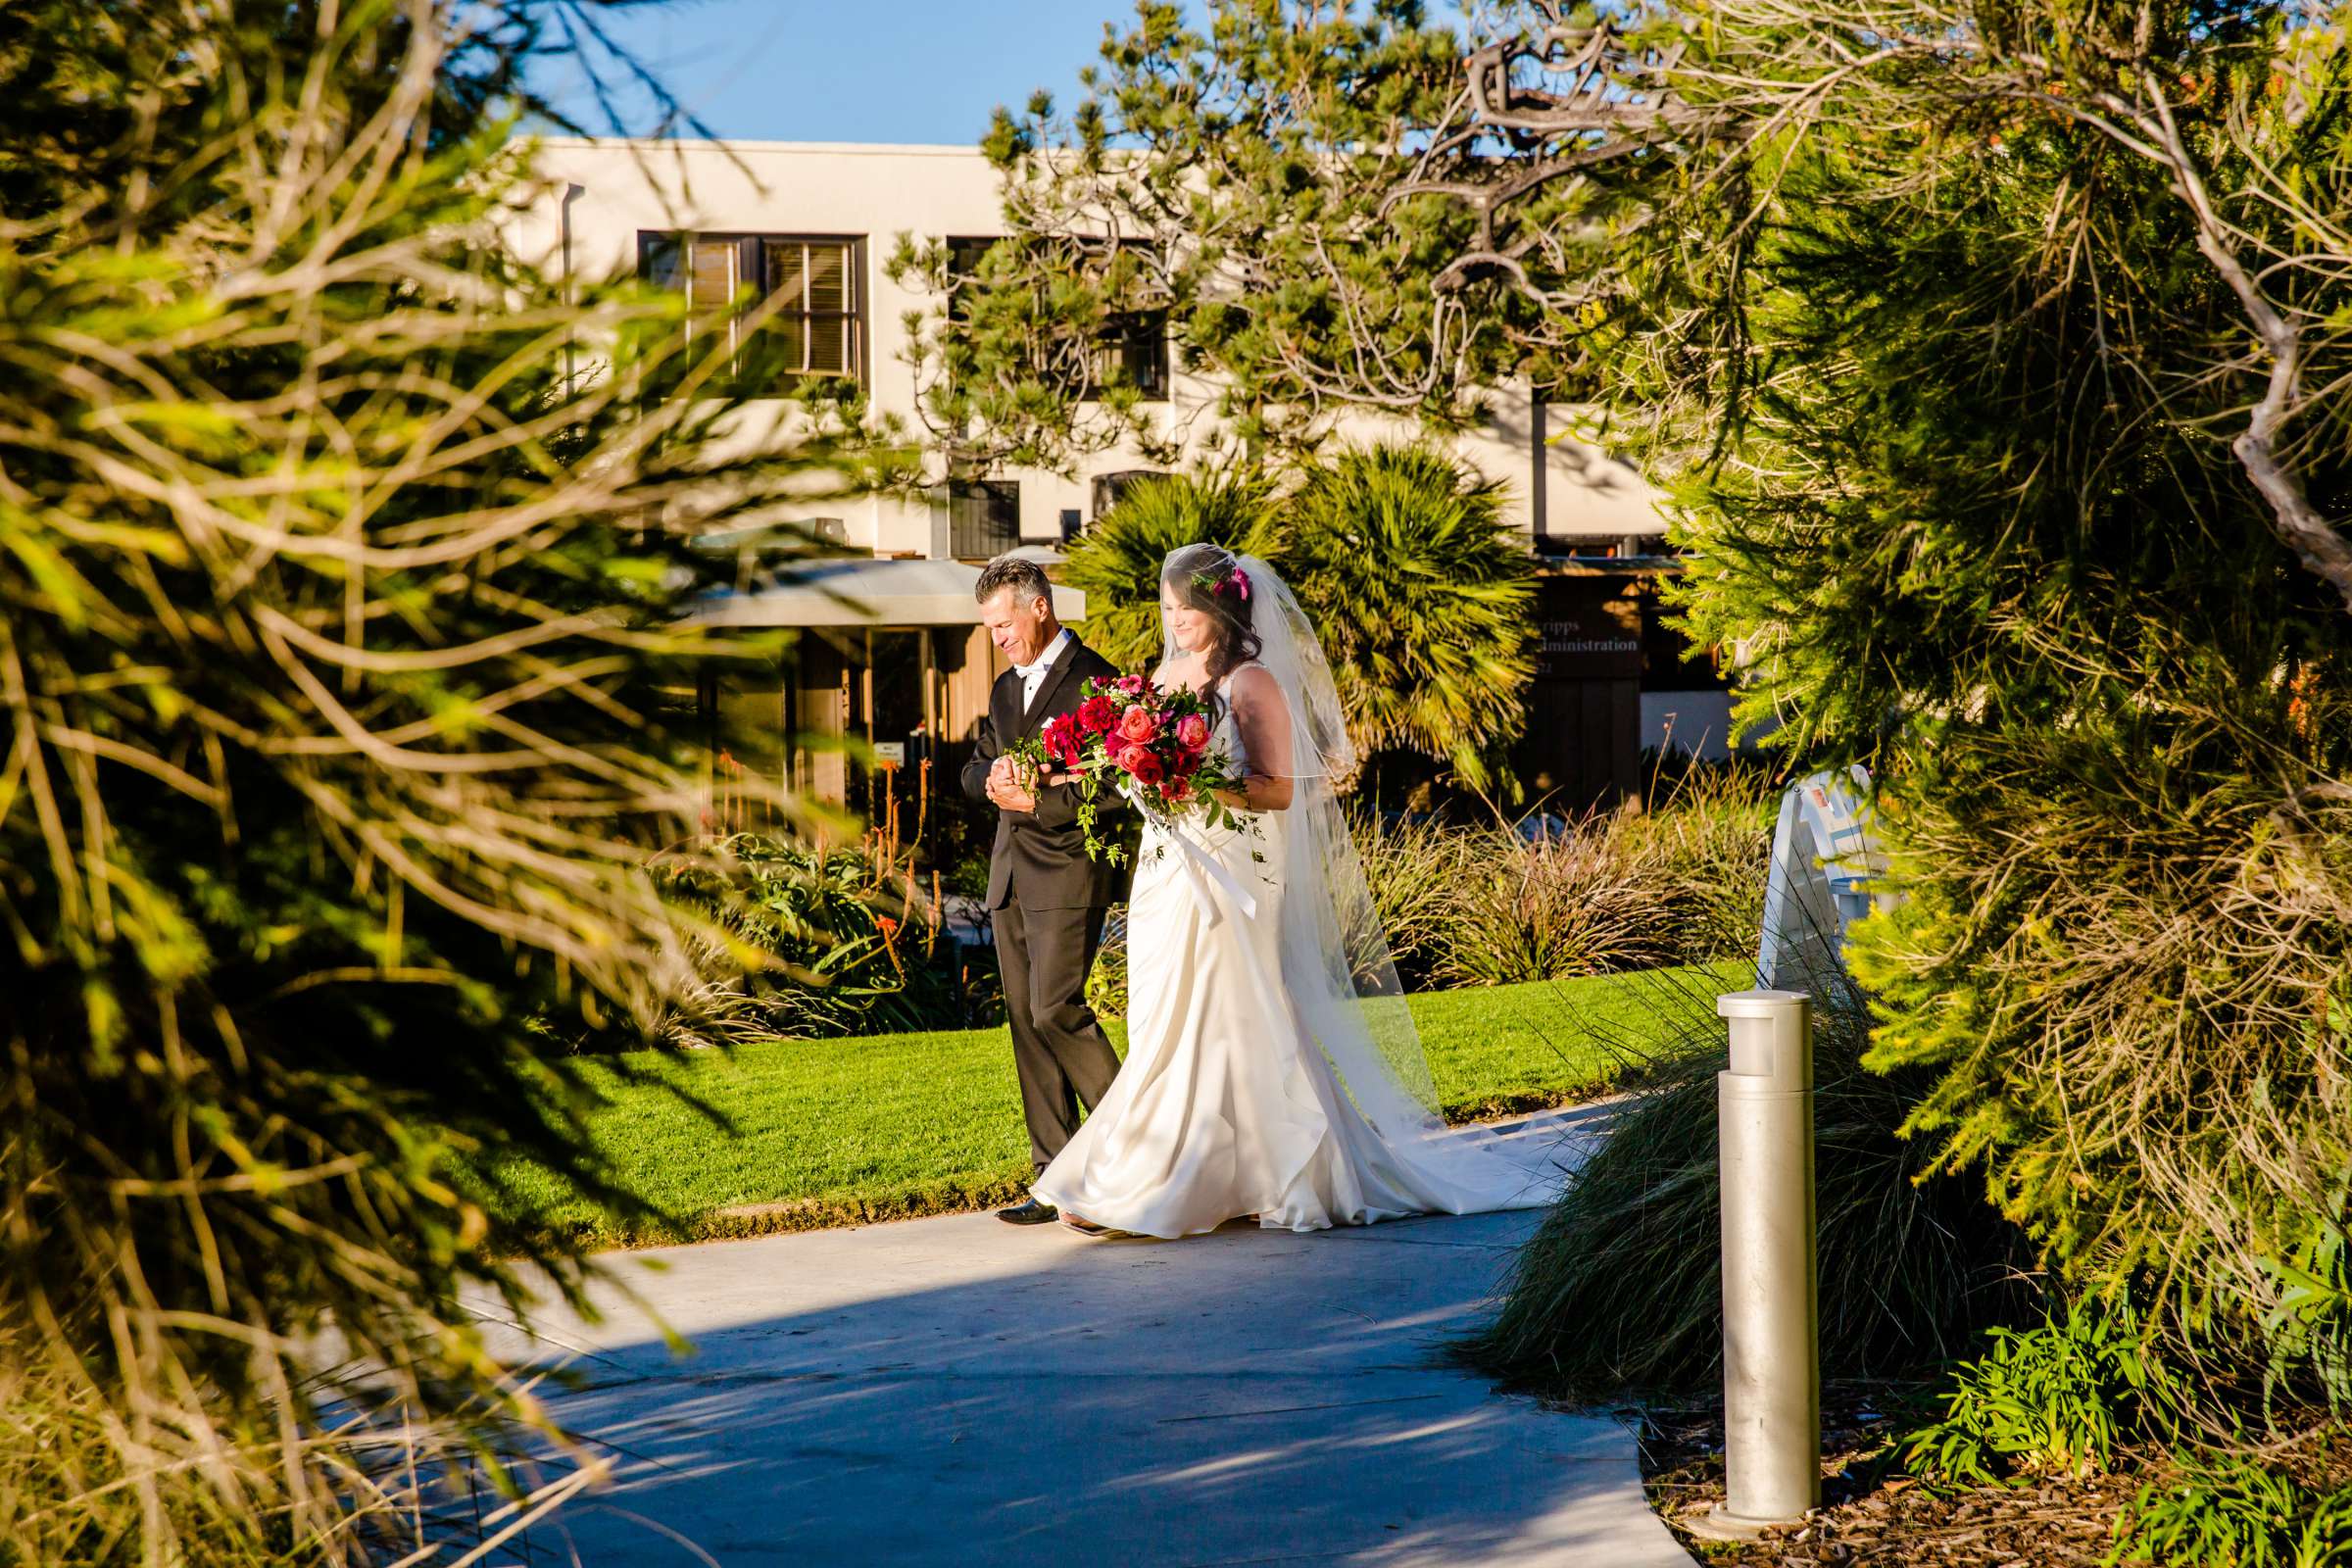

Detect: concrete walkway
[480,1106,1689,1567]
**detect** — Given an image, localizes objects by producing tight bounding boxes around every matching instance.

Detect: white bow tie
[1016,656,1053,679]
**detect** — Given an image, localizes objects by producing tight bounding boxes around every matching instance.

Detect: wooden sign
[1534,577,1643,681]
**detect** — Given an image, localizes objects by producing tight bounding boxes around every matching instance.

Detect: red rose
[1175,712,1210,753]
[1076,694,1119,734]
[1127,750,1165,788]
[1168,746,1204,779]
[1116,705,1159,745]
[1163,776,1192,803]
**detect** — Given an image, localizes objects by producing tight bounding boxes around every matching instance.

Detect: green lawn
[480,960,1748,1249]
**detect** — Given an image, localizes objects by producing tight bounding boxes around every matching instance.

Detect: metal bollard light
[1696,988,1821,1542]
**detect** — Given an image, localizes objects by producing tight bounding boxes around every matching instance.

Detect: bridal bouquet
[1007,674,1247,863]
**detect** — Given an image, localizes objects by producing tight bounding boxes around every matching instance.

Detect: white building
[506,139,1730,813]
[511,138,1668,557]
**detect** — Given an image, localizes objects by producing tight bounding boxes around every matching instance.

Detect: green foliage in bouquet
[0,0,850,1556]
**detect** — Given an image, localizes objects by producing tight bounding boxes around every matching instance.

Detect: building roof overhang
[686,556,1086,629]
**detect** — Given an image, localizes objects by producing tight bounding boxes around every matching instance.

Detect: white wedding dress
[1031,659,1553,1238]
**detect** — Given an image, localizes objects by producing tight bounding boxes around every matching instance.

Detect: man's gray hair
[975,555,1053,607]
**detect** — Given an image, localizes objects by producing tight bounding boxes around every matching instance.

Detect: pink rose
[1116,705,1159,745]
[1175,712,1210,752]
[1114,743,1152,773]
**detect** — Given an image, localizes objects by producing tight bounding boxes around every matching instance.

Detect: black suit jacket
[960,635,1129,910]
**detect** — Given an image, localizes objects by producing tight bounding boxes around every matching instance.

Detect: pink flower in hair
[1227,566,1250,601]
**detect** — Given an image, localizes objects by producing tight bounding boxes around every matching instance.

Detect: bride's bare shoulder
[1227,662,1283,703]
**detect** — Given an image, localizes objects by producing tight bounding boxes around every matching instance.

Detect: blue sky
[535,0,1143,147]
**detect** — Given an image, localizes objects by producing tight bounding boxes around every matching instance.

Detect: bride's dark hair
[1162,544,1262,689]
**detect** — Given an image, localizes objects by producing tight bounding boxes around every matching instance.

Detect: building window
[950,478,1019,561]
[1093,310,1168,402]
[1091,468,1162,522]
[640,231,863,391]
[944,236,999,319]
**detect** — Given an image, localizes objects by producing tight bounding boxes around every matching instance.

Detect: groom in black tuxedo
[961,556,1126,1225]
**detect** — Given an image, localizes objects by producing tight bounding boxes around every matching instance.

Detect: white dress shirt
[1016,627,1073,711]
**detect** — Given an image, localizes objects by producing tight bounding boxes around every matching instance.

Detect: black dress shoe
[998,1198,1059,1225]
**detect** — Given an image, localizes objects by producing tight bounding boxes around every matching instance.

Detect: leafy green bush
[1351,770,1771,992]
[1351,808,1479,990]
[650,834,986,1042]
[1622,764,1775,965]
[2263,1177,2352,1417]
[1901,1299,2173,1489]
[1438,825,1684,986]
[1457,964,2031,1396]
[2113,1456,2352,1568]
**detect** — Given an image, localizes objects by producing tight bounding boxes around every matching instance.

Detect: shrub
[1351,808,1479,990]
[1901,1299,2174,1489]
[1387,771,1770,990]
[1437,823,1683,986]
[1059,468,1285,671]
[0,1,811,1556]
[2114,1456,2352,1568]
[1621,763,1775,965]
[1855,745,2352,1372]
[1282,445,1536,785]
[1457,963,2032,1397]
[649,834,983,1043]
[2264,1178,2352,1418]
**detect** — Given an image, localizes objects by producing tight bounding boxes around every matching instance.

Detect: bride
[1030,545,1552,1238]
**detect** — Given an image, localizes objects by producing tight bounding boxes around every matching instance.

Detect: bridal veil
[1158,546,1450,1144]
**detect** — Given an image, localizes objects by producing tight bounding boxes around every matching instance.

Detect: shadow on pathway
[477,1104,1687,1567]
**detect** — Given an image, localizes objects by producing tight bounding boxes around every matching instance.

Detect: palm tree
[1059,467,1285,671]
[1282,444,1535,785]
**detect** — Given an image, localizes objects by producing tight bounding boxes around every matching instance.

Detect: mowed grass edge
[473,960,1750,1250]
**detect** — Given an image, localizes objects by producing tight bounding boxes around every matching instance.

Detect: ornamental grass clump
[1436,822,1684,986]
[1457,957,2032,1398]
